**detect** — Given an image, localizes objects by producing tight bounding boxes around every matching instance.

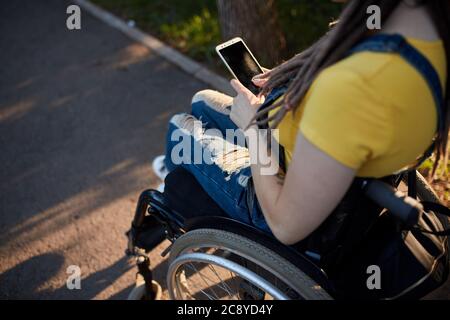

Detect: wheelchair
[125,166,442,300]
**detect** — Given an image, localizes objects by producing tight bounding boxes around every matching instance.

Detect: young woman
[153,0,449,245]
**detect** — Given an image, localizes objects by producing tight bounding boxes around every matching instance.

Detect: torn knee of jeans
[213,148,250,176]
[170,113,204,138]
[191,90,232,115]
[170,113,250,176]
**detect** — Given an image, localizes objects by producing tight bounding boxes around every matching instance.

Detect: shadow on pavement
[0,253,137,299]
[0,0,206,299]
[0,252,65,299]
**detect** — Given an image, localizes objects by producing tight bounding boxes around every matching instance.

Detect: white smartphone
[216,37,265,95]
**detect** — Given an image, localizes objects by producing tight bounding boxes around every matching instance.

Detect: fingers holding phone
[252,74,268,88]
[229,79,264,131]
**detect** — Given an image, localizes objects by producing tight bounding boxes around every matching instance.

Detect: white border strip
[74,0,233,95]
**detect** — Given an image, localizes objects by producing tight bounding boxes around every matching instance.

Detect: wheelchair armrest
[146,189,186,228]
[363,180,423,228]
[132,189,185,230]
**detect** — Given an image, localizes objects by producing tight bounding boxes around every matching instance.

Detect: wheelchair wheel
[414,171,441,203]
[166,228,332,300]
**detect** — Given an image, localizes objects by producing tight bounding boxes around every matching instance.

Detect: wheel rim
[170,241,330,300]
[167,252,289,300]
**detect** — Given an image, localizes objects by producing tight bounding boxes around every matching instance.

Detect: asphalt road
[0,0,205,299]
[0,0,448,300]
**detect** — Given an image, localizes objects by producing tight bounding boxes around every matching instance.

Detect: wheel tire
[415,171,441,203]
[168,228,332,300]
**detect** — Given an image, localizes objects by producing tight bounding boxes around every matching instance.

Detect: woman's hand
[230,79,265,131]
[251,68,271,88]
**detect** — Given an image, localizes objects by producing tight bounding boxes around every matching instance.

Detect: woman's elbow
[264,211,306,245]
[266,207,327,246]
[270,223,305,246]
[263,208,312,245]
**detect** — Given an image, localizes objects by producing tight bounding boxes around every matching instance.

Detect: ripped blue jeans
[164,90,271,234]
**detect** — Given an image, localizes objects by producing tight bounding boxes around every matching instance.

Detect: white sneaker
[152,155,169,181]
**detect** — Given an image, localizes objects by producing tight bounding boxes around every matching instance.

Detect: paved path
[0,0,205,299]
[0,0,448,300]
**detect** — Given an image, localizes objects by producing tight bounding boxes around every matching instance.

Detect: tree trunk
[217,0,286,67]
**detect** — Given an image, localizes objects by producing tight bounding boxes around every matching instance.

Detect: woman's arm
[248,128,356,245]
[230,79,356,245]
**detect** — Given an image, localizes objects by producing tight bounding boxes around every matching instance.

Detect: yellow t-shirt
[275,37,446,178]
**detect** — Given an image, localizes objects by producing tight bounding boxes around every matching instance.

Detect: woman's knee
[191,89,232,116]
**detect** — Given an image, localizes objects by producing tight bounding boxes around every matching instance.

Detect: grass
[92,0,221,67]
[91,0,448,205]
[91,0,341,72]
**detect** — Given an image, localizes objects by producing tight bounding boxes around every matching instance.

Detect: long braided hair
[254,0,450,173]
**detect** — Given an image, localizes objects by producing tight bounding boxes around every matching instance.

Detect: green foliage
[92,0,220,63]
[92,0,342,64]
[419,153,450,177]
[160,8,220,61]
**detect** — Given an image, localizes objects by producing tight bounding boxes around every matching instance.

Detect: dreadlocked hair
[252,0,450,175]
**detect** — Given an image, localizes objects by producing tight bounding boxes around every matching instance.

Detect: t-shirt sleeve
[299,68,393,170]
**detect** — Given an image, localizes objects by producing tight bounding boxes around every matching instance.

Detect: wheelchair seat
[164,167,228,220]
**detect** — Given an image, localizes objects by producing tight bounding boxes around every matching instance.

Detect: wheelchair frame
[125,170,436,300]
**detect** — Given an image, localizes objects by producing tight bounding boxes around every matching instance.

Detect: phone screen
[218,41,263,95]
